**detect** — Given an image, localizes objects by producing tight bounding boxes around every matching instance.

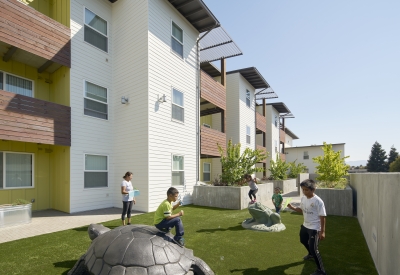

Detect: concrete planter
[315,186,353,216]
[0,203,32,228]
[271,178,297,193]
[193,183,274,210]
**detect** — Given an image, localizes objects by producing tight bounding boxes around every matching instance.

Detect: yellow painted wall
[200,115,213,127]
[0,141,69,212]
[200,159,212,183]
[21,0,70,27]
[50,66,70,106]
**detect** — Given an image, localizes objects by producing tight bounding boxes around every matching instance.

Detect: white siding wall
[238,74,256,151]
[226,73,240,144]
[112,0,149,212]
[285,144,346,173]
[147,0,199,211]
[285,134,294,148]
[265,105,280,176]
[70,0,114,213]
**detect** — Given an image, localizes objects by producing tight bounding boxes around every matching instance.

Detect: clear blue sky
[203,0,400,162]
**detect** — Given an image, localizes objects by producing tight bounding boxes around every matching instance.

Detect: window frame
[246,125,251,144]
[83,80,109,121]
[203,162,211,182]
[303,151,309,160]
[246,89,251,107]
[171,154,184,186]
[83,153,109,189]
[274,115,278,127]
[83,7,109,53]
[171,20,184,58]
[171,87,184,123]
[0,151,35,190]
[0,70,34,97]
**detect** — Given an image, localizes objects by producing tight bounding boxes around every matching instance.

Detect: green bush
[312,142,350,188]
[287,160,307,178]
[218,139,268,185]
[12,199,30,206]
[269,155,290,180]
[389,156,400,172]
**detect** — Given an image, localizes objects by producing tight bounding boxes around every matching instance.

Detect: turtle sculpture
[68,224,214,275]
[241,202,286,232]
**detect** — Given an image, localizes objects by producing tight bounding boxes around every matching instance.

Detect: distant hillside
[347,160,367,166]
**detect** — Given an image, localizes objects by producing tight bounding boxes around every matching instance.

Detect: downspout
[196,24,218,184]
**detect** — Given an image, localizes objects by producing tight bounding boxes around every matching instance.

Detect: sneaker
[253,199,257,202]
[173,237,185,247]
[303,254,313,261]
[250,200,255,204]
[310,269,326,275]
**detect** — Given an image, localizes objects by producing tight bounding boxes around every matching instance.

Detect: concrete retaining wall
[314,186,353,217]
[349,173,400,275]
[271,179,297,194]
[193,182,274,210]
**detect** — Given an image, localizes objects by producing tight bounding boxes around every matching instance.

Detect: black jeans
[300,225,326,273]
[121,201,133,220]
[248,189,258,200]
[155,217,184,241]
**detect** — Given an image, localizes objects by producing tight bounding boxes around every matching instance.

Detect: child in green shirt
[272,187,283,213]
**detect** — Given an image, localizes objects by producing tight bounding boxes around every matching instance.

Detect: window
[171,22,183,57]
[203,163,211,182]
[275,140,278,153]
[172,155,184,186]
[274,115,278,127]
[0,152,33,189]
[0,71,33,97]
[246,90,251,107]
[84,81,108,120]
[246,125,251,144]
[84,8,108,52]
[304,151,309,160]
[84,154,108,188]
[172,88,184,122]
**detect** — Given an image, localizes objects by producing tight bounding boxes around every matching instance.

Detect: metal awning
[167,0,220,33]
[266,102,292,114]
[200,26,243,63]
[227,67,270,89]
[255,87,278,103]
[285,127,299,139]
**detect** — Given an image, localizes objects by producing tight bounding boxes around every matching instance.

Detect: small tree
[312,142,350,188]
[287,160,307,179]
[366,141,387,172]
[218,139,268,185]
[269,155,290,180]
[389,156,400,172]
[387,146,399,168]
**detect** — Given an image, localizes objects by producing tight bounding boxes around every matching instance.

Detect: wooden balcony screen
[279,129,285,143]
[200,70,226,110]
[0,0,71,67]
[280,153,286,161]
[256,145,267,163]
[0,89,71,146]
[256,112,267,133]
[200,125,226,157]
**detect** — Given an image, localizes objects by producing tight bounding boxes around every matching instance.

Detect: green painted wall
[200,115,213,127]
[0,141,69,212]
[21,0,70,27]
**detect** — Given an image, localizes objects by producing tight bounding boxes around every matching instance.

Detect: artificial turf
[0,205,378,275]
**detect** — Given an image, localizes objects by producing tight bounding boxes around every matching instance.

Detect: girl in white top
[121,171,136,225]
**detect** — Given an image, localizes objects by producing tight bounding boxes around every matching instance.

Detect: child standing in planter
[287,179,327,275]
[272,187,283,213]
[244,174,258,204]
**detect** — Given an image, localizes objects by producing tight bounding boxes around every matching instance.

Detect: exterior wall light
[121,96,129,104]
[158,94,167,103]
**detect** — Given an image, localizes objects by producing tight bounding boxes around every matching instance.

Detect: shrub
[287,160,307,178]
[389,156,400,172]
[269,155,290,180]
[312,142,350,188]
[12,199,30,206]
[218,139,268,185]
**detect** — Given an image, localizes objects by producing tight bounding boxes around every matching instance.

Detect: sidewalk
[0,207,142,244]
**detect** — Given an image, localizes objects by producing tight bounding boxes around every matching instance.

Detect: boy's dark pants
[155,217,184,241]
[300,225,326,273]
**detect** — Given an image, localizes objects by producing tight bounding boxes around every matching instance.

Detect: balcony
[200,125,226,157]
[256,112,266,133]
[0,0,71,71]
[200,70,226,111]
[279,129,285,143]
[256,145,267,163]
[280,153,285,161]
[0,89,71,146]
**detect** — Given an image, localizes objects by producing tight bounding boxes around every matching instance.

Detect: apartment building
[0,0,230,213]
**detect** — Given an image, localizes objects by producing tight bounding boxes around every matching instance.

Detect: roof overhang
[227,67,270,89]
[266,102,292,114]
[167,0,220,33]
[285,127,299,139]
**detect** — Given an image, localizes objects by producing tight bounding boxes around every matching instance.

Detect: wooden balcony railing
[280,129,285,143]
[256,145,267,163]
[0,89,71,146]
[0,0,71,67]
[201,70,226,110]
[200,125,226,157]
[280,153,286,161]
[256,112,266,133]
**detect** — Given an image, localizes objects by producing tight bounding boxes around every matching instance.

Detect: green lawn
[0,205,377,275]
